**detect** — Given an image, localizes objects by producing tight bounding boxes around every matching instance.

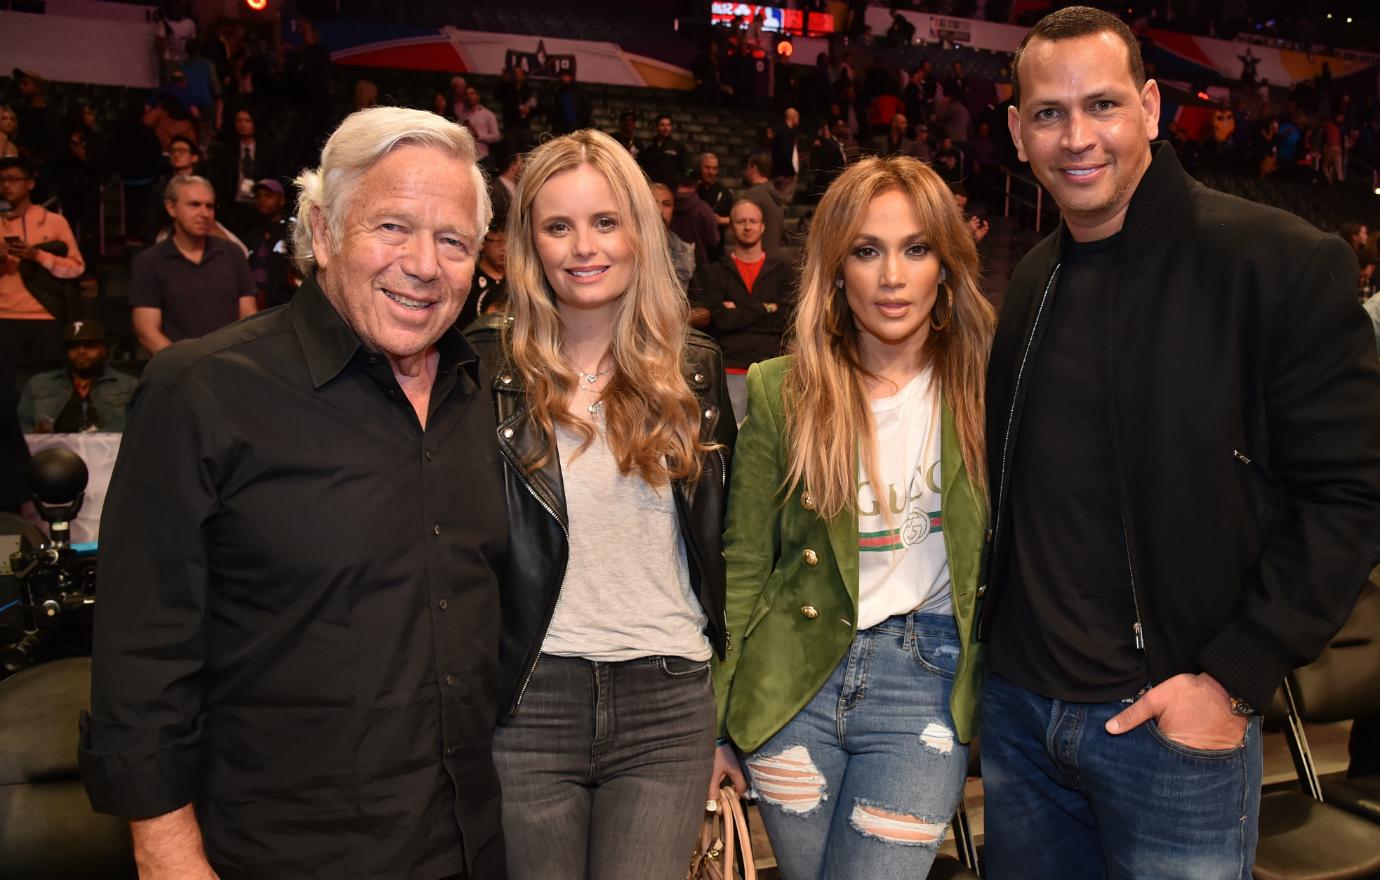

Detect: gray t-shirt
[540,421,711,662]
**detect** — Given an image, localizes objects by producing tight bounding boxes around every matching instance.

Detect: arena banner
[0,9,159,88]
[316,21,695,90]
[860,7,1375,88]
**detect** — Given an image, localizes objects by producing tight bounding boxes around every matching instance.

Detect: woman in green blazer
[710,157,994,878]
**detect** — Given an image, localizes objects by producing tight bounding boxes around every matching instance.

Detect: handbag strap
[719,787,757,880]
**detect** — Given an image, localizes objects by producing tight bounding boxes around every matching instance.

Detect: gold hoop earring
[930,282,952,332]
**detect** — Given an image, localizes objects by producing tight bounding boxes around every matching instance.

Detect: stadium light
[245,0,268,9]
[776,38,794,59]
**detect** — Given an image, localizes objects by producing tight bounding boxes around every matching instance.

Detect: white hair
[292,106,491,276]
[164,174,214,204]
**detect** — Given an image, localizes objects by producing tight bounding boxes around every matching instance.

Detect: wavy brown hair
[503,129,711,485]
[784,156,994,519]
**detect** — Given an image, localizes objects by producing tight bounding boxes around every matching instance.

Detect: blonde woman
[465,129,736,880]
[711,156,994,877]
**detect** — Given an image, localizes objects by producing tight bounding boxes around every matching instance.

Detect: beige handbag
[688,786,758,880]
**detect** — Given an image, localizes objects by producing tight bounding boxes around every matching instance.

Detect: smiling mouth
[382,289,433,310]
[1062,166,1104,178]
[567,267,609,279]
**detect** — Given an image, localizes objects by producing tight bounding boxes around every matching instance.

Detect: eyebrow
[851,232,929,245]
[537,209,621,224]
[1029,89,1124,110]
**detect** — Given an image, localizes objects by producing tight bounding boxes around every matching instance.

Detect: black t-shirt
[987,232,1148,702]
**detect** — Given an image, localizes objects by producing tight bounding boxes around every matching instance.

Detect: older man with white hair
[81,108,508,879]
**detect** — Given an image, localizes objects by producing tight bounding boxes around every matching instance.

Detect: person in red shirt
[690,199,797,421]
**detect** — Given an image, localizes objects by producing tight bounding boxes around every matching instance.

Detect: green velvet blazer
[712,355,988,753]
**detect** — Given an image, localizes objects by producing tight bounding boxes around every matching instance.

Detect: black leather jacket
[465,316,738,720]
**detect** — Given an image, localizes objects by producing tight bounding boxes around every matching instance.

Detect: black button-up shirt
[80,277,507,880]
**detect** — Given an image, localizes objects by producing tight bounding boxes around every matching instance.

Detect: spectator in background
[547,70,593,136]
[142,93,198,152]
[155,0,198,83]
[886,11,916,45]
[353,78,380,113]
[613,111,643,159]
[652,182,697,296]
[933,135,963,183]
[741,152,786,256]
[489,145,522,225]
[640,113,689,189]
[868,84,904,134]
[1341,222,1371,258]
[903,65,938,129]
[244,179,295,309]
[693,41,726,104]
[129,174,256,354]
[0,106,19,159]
[430,90,452,120]
[811,119,849,197]
[690,199,795,421]
[944,60,970,107]
[498,64,537,150]
[179,39,222,132]
[145,134,201,241]
[10,69,58,164]
[670,171,720,269]
[937,95,972,151]
[459,224,508,329]
[447,75,467,120]
[456,86,502,169]
[0,156,85,367]
[771,108,801,199]
[696,152,733,243]
[214,107,279,239]
[44,128,103,256]
[1322,111,1345,184]
[872,112,922,158]
[19,320,137,433]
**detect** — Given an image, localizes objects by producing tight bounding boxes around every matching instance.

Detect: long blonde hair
[784,156,994,519]
[504,129,711,485]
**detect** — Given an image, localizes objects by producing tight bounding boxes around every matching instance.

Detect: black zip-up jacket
[465,318,737,720]
[981,143,1380,711]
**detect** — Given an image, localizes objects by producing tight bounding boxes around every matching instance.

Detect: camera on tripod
[0,447,98,678]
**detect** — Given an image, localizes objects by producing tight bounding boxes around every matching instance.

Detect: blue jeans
[745,611,969,879]
[981,672,1263,880]
[493,654,717,880]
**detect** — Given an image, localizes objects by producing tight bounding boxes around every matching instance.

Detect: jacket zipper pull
[1133,621,1145,651]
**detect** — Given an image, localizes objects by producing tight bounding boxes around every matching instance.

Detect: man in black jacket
[639,114,689,190]
[690,199,796,421]
[980,8,1380,879]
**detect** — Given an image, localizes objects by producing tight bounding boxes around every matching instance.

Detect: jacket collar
[1049,140,1194,265]
[289,274,479,390]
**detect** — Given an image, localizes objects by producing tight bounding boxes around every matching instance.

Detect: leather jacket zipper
[1106,282,1149,658]
[980,263,1060,639]
[498,439,569,717]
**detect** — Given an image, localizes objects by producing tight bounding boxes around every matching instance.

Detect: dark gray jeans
[493,653,717,880]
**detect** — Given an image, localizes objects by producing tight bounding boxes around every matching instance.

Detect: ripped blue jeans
[744,611,968,879]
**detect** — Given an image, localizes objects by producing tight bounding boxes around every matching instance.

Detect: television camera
[0,447,97,679]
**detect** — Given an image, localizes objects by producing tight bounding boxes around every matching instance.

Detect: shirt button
[445,746,457,756]
[438,598,448,610]
[693,372,705,383]
[444,674,456,686]
[704,406,716,419]
[801,491,815,511]
[367,355,380,365]
[803,548,819,566]
[800,605,819,619]
[500,374,513,385]
[433,524,441,536]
